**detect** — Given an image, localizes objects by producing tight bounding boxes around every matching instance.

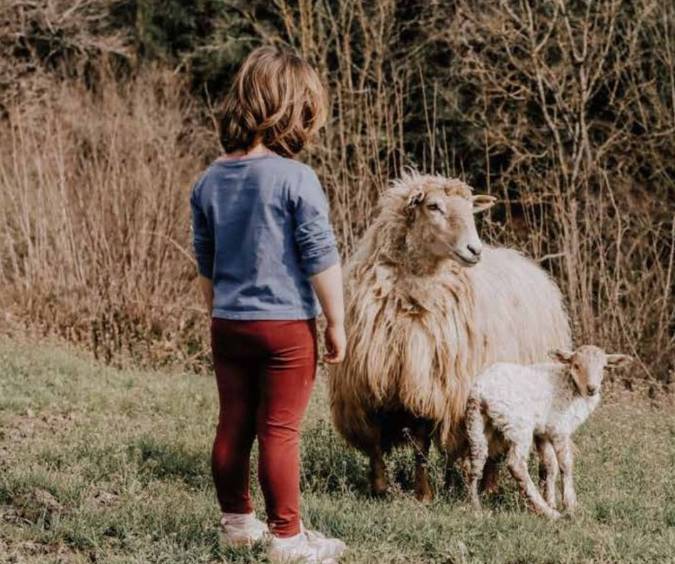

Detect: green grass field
[0,337,673,563]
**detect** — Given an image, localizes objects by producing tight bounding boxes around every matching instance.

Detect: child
[190,46,347,563]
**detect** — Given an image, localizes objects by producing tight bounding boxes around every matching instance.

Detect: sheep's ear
[472,194,496,214]
[405,190,425,221]
[606,354,633,368]
[407,190,426,209]
[549,349,574,364]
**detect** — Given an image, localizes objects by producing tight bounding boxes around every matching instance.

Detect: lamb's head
[396,173,496,267]
[550,345,633,397]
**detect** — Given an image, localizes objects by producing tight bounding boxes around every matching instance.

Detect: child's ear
[549,349,574,364]
[606,354,633,368]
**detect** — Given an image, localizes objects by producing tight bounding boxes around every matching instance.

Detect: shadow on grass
[300,420,371,495]
[126,421,518,513]
[300,420,476,504]
[128,436,210,489]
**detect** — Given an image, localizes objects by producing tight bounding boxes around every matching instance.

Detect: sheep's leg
[410,419,434,503]
[506,442,560,520]
[480,456,502,494]
[443,436,468,494]
[552,436,577,513]
[444,452,462,493]
[368,442,388,497]
[465,400,488,510]
[535,437,559,509]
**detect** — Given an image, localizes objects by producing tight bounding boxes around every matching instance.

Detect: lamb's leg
[535,437,559,509]
[552,436,577,513]
[465,400,488,510]
[369,442,388,497]
[506,442,561,520]
[410,419,434,503]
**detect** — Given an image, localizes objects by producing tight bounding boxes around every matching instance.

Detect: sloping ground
[0,337,673,563]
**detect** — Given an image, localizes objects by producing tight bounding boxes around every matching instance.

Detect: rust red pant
[210,317,317,537]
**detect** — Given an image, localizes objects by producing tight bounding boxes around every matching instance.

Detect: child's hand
[309,263,346,364]
[324,323,346,364]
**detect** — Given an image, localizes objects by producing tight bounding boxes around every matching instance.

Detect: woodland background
[1,0,673,389]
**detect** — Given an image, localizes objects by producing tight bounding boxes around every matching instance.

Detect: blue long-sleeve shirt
[190,154,339,320]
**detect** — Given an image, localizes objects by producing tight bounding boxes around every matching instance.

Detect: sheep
[329,171,572,501]
[466,345,632,518]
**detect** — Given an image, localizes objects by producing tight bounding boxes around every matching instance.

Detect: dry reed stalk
[0,70,216,370]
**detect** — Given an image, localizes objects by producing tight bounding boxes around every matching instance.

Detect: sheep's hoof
[563,502,578,516]
[444,468,465,495]
[480,459,501,494]
[480,473,500,495]
[414,487,434,504]
[370,479,388,498]
[548,509,562,520]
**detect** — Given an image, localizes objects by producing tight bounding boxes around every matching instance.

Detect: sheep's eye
[427,203,442,213]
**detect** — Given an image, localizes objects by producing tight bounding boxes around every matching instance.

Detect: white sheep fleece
[470,362,600,444]
[330,172,571,454]
[465,356,609,519]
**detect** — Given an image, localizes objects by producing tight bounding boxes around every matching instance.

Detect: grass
[0,337,673,563]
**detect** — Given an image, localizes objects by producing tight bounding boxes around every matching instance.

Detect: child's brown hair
[219,46,327,158]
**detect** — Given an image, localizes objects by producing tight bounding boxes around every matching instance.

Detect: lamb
[466,345,632,519]
[329,171,572,501]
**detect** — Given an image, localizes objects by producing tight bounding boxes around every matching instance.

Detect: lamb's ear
[472,194,496,214]
[549,348,574,364]
[405,190,426,221]
[606,354,633,368]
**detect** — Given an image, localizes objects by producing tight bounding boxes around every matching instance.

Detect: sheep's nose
[587,385,599,396]
[467,243,482,258]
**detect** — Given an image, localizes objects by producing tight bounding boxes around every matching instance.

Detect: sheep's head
[397,174,495,267]
[550,345,633,397]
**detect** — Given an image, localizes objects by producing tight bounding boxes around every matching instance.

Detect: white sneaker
[220,512,268,546]
[268,525,347,563]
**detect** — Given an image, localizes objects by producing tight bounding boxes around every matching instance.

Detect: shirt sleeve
[190,182,214,279]
[292,168,340,277]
